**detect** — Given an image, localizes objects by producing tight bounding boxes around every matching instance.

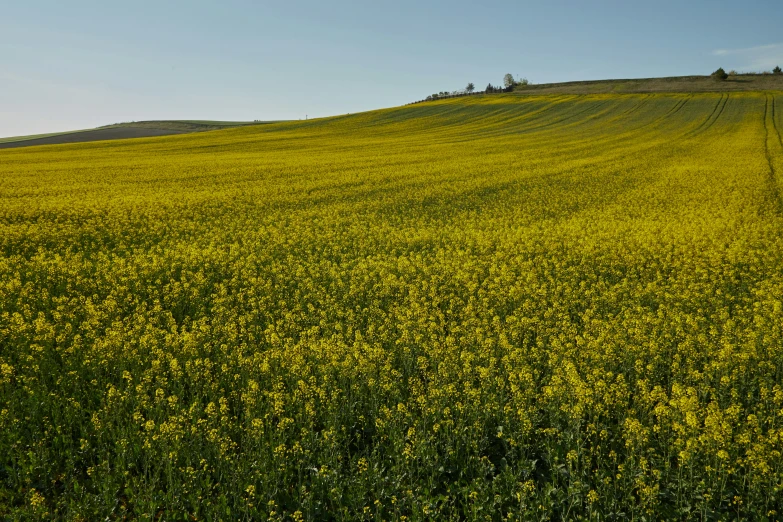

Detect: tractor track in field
[690,94,724,135]
[703,93,729,133]
[668,95,692,118]
[627,95,691,134]
[689,93,729,137]
[444,98,613,144]
[773,95,783,148]
[517,98,614,135]
[612,95,650,120]
[763,94,783,214]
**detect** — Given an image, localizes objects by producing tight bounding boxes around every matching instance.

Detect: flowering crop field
[2,92,783,520]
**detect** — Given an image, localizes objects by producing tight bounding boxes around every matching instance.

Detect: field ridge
[513,73,783,95]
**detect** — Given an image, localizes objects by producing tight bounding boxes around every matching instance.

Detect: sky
[2,0,782,137]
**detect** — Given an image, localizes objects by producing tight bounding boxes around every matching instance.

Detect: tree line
[712,66,782,80]
[413,74,531,104]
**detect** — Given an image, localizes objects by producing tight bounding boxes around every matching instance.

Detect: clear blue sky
[2,0,782,137]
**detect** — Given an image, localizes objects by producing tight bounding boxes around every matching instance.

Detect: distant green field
[0,120,281,149]
[0,129,91,144]
[172,120,264,126]
[515,73,783,95]
[102,120,261,130]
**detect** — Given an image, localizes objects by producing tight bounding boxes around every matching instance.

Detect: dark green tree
[711,67,728,80]
[466,83,475,93]
[774,66,782,75]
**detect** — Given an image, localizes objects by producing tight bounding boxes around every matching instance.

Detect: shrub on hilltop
[711,67,728,80]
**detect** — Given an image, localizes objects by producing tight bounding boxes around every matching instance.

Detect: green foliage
[711,67,729,80]
[774,66,782,75]
[466,82,475,93]
[1,93,783,520]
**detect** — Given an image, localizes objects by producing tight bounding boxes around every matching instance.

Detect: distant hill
[514,74,783,95]
[6,73,783,149]
[100,120,276,132]
[0,120,280,150]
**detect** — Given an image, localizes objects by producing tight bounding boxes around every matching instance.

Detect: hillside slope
[2,93,783,519]
[0,120,267,149]
[0,126,194,149]
[514,73,783,94]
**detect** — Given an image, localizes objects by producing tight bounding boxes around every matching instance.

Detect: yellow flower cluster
[1,92,783,519]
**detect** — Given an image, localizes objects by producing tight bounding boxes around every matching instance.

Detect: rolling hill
[2,91,783,519]
[514,72,783,94]
[0,120,275,149]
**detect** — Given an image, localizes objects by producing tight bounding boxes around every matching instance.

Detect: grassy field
[515,74,783,95]
[2,92,783,519]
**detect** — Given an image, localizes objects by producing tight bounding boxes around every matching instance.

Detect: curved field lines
[764,94,783,212]
[687,93,730,136]
[2,91,783,520]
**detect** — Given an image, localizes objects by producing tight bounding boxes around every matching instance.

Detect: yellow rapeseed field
[1,92,783,520]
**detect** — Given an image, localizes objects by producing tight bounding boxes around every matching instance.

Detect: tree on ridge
[711,67,728,80]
